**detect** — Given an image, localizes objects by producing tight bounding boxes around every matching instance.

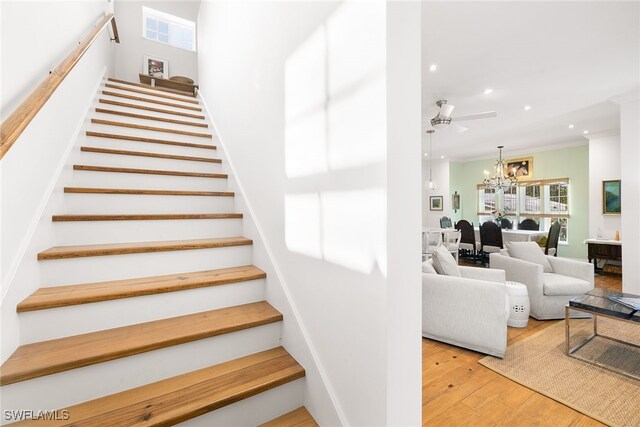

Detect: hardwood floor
[422,263,622,426]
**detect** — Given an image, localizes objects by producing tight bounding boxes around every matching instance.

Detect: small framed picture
[505,157,533,179]
[602,180,621,215]
[430,196,443,211]
[143,55,169,79]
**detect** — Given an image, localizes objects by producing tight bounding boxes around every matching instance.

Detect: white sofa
[422,263,508,358]
[490,249,594,320]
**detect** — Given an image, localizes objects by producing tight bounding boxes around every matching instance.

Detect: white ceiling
[421,1,640,161]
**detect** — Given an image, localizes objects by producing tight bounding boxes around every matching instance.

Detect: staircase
[0,78,318,426]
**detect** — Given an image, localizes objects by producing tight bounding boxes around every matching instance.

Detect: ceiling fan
[430,100,497,133]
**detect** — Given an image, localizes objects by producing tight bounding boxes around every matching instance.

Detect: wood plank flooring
[422,264,622,426]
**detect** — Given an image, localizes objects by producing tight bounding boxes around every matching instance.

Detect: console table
[584,238,622,273]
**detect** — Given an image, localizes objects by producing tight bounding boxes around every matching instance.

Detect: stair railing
[0,13,119,159]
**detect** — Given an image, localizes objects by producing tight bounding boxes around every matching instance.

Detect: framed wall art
[602,180,621,215]
[143,55,169,79]
[430,196,443,211]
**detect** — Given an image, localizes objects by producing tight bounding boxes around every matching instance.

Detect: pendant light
[425,129,437,191]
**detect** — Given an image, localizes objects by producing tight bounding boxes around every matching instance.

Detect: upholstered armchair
[490,247,594,320]
[422,261,508,358]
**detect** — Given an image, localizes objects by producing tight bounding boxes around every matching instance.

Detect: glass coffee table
[566,288,640,380]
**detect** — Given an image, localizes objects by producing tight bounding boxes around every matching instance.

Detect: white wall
[618,95,640,294]
[0,1,112,119]
[197,1,422,425]
[422,158,451,228]
[1,3,115,362]
[587,131,621,240]
[113,1,199,83]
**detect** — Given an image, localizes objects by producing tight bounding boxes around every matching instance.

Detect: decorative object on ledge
[602,180,621,215]
[505,156,533,179]
[170,76,194,85]
[430,196,443,211]
[483,146,518,191]
[452,191,460,213]
[424,129,437,191]
[143,55,169,79]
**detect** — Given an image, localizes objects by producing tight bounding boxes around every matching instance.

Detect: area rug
[479,318,640,427]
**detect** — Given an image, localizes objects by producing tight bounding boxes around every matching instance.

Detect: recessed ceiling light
[429,64,438,72]
[424,153,428,156]
[524,105,531,111]
[440,155,445,159]
[569,124,575,129]
[483,88,493,95]
[583,130,589,134]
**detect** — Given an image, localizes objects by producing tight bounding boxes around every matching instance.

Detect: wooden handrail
[0,13,119,159]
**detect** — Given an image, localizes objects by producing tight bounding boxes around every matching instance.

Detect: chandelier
[483,145,517,191]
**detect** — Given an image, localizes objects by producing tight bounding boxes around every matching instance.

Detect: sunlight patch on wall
[285,189,387,275]
[285,193,322,259]
[283,0,387,275]
[284,1,386,179]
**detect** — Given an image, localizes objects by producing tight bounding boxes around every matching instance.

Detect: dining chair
[439,216,453,228]
[518,218,540,230]
[545,221,561,256]
[500,218,513,229]
[443,230,462,262]
[479,221,504,265]
[422,230,443,260]
[455,220,478,262]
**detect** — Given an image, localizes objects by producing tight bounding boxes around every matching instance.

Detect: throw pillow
[422,259,437,274]
[431,245,462,277]
[507,241,553,273]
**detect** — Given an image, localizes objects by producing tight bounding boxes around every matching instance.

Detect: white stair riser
[88,123,214,145]
[93,101,206,123]
[99,93,202,116]
[84,135,218,158]
[101,85,199,107]
[38,245,253,287]
[178,379,305,427]
[20,279,265,343]
[92,111,210,134]
[1,324,282,415]
[76,151,222,174]
[52,218,243,245]
[70,170,228,191]
[62,193,235,214]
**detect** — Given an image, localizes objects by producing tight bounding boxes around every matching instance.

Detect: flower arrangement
[492,210,507,223]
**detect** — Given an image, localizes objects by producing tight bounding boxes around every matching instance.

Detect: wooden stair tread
[104,83,200,104]
[64,187,234,197]
[9,347,304,426]
[102,91,202,111]
[86,131,216,150]
[80,146,221,163]
[107,77,197,97]
[91,119,212,138]
[52,213,242,221]
[73,164,227,179]
[0,302,282,386]
[17,265,266,312]
[37,236,252,260]
[99,99,204,119]
[260,407,319,427]
[95,108,208,127]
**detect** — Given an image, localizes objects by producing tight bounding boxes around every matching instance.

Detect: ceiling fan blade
[451,123,468,133]
[452,111,497,122]
[439,104,455,119]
